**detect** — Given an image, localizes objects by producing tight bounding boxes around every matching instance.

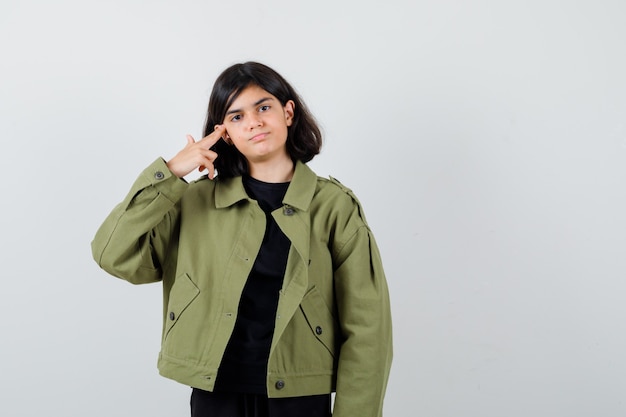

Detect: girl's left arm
[332,208,393,417]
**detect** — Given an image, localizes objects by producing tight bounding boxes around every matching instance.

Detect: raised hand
[166,125,226,179]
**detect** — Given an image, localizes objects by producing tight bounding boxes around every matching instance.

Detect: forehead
[226,84,277,111]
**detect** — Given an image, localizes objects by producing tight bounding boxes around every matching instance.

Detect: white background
[1,0,625,416]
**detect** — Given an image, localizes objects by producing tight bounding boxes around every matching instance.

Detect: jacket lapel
[270,161,318,348]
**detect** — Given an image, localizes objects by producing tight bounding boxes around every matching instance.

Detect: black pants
[190,389,332,417]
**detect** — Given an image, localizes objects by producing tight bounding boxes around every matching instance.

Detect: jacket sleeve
[331,194,393,417]
[91,158,189,284]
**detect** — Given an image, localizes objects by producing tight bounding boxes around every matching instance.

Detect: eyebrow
[225,97,273,116]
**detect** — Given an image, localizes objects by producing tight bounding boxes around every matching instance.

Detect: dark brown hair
[203,62,322,178]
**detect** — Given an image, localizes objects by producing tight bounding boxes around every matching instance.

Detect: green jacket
[92,158,392,417]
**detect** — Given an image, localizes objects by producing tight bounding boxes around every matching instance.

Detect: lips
[249,132,269,141]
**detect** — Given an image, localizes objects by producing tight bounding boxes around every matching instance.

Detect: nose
[246,113,263,129]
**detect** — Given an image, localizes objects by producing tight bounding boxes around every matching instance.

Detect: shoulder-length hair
[203,62,322,178]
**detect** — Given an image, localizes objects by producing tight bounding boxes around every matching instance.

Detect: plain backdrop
[1,0,625,416]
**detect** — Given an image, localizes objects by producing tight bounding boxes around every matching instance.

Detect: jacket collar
[214,160,317,210]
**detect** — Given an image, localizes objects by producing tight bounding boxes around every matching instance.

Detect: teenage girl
[92,62,392,417]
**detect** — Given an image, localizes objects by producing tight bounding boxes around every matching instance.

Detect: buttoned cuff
[138,157,189,203]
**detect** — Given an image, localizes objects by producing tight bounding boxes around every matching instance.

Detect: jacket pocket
[299,286,338,358]
[164,273,200,340]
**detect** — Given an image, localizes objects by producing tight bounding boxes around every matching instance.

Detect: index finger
[199,125,226,148]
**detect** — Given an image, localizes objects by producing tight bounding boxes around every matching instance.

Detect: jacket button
[315,326,323,335]
[155,171,165,180]
[283,206,294,216]
[275,380,285,390]
[169,312,175,320]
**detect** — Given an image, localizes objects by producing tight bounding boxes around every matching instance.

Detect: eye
[259,105,270,112]
[230,114,242,122]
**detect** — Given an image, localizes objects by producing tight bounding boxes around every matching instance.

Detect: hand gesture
[166,125,226,180]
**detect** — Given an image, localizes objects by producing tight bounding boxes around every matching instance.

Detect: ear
[284,100,295,127]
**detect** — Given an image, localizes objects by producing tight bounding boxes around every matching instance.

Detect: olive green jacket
[92,158,392,417]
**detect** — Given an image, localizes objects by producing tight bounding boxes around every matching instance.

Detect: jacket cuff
[137,157,189,203]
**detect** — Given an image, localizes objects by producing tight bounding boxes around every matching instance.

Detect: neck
[248,157,295,183]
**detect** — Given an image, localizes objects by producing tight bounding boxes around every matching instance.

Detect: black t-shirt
[214,176,291,394]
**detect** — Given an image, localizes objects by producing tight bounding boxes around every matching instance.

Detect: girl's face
[221,84,294,166]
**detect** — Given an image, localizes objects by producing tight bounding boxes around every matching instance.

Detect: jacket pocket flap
[164,273,200,338]
[299,286,337,357]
